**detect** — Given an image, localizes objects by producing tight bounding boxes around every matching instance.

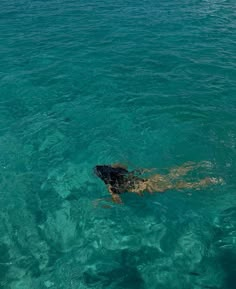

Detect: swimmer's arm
[93,197,113,208]
[111,163,128,170]
[107,185,123,204]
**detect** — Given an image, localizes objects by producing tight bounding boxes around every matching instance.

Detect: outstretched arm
[108,185,123,204]
[111,163,128,170]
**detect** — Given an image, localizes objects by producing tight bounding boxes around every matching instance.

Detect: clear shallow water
[0,0,236,288]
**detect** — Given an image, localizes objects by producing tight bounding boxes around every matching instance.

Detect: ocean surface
[0,0,236,288]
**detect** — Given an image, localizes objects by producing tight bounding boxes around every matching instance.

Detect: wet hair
[94,165,129,194]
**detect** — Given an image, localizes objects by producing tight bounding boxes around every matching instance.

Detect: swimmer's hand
[108,185,123,204]
[111,194,123,204]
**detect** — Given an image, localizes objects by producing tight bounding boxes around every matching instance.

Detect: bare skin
[95,162,222,205]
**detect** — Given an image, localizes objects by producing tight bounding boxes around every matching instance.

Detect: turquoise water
[0,0,236,288]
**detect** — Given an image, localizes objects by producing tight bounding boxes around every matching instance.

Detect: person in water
[94,162,222,204]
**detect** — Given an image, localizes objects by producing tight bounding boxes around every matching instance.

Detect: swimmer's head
[94,165,110,183]
[94,165,128,185]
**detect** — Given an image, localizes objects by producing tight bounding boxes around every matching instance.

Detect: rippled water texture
[0,0,236,288]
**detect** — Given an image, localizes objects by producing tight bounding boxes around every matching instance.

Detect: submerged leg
[146,175,222,193]
[168,162,196,179]
[174,177,220,190]
[167,161,212,179]
[146,174,174,193]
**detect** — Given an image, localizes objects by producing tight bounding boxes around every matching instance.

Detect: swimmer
[94,162,222,204]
